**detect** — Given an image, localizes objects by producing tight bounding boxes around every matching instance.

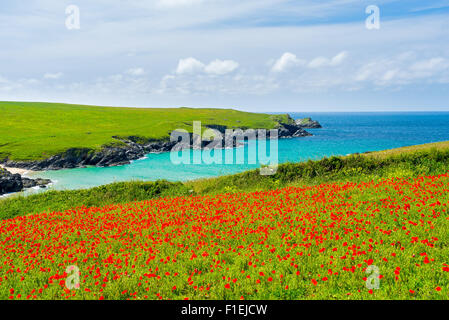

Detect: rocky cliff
[0,168,51,195]
[295,117,322,129]
[0,115,319,171]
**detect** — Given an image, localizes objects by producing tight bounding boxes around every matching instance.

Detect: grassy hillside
[0,101,286,161]
[364,140,449,159]
[1,140,448,220]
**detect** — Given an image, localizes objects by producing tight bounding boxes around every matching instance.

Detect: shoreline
[0,165,51,197]
[0,164,35,176]
[1,117,316,172]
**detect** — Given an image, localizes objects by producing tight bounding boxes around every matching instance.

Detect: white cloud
[330,51,348,66]
[176,57,239,75]
[410,58,447,71]
[355,54,449,86]
[204,59,239,75]
[308,56,329,68]
[43,72,63,79]
[355,62,377,81]
[271,52,306,72]
[176,57,205,74]
[272,51,347,71]
[308,51,347,68]
[156,71,278,96]
[126,68,146,76]
[382,69,399,81]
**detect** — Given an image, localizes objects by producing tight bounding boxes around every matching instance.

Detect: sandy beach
[0,164,35,176]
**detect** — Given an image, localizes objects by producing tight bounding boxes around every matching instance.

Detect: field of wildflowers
[1,173,448,300]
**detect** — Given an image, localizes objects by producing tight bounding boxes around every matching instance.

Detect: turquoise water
[27,112,449,192]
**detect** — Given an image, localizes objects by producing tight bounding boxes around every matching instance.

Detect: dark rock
[276,123,312,138]
[21,178,36,189]
[0,168,51,195]
[295,117,322,129]
[21,177,52,189]
[0,169,23,195]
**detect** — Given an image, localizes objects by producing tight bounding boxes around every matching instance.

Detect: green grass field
[0,101,287,161]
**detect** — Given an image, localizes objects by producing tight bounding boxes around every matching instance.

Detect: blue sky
[1,0,449,111]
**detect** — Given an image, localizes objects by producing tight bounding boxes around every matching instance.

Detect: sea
[21,112,449,193]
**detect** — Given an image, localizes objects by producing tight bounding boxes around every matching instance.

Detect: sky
[1,0,449,112]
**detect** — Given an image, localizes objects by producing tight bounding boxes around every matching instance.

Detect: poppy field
[1,173,449,300]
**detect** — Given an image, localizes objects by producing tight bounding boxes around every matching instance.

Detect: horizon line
[1,100,449,113]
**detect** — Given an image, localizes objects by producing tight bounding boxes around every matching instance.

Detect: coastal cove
[16,111,449,194]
